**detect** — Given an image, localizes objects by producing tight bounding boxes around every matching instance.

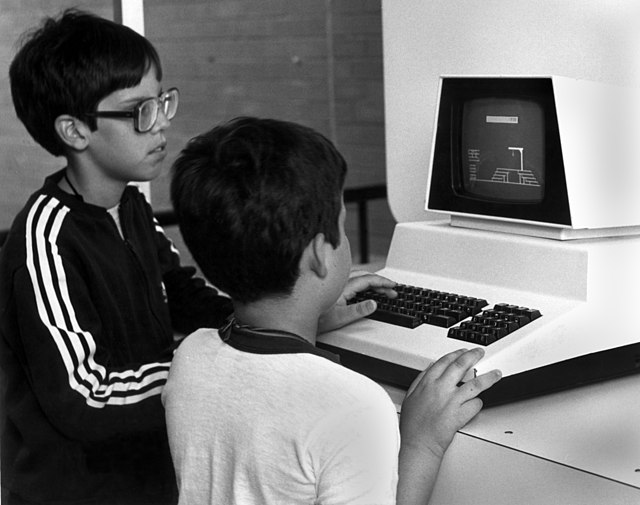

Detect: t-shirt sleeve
[309,387,400,505]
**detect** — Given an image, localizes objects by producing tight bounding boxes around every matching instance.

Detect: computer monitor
[428,77,570,226]
[426,76,640,239]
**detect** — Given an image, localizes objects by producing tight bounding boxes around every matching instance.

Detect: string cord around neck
[64,170,81,197]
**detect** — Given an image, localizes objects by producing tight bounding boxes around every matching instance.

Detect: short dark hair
[171,117,348,304]
[9,8,162,156]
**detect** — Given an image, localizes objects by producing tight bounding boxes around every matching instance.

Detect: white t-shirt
[162,326,400,505]
[107,204,123,238]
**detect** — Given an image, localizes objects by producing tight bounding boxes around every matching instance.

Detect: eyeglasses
[85,87,179,133]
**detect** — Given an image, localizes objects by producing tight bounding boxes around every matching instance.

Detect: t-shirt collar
[218,316,340,364]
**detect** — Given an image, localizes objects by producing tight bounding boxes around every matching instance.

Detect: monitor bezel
[428,77,572,226]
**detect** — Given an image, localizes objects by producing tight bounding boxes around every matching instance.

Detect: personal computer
[317,75,640,405]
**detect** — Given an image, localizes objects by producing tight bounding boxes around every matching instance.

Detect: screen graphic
[460,98,545,203]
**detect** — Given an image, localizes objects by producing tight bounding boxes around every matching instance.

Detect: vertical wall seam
[325,0,338,145]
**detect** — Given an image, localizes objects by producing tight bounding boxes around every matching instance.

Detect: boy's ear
[54,115,90,151]
[307,233,329,279]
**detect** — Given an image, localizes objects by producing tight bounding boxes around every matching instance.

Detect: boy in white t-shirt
[164,117,501,504]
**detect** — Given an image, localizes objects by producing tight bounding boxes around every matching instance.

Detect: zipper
[117,201,167,339]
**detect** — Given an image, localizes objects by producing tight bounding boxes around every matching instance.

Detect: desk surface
[463,372,640,489]
[383,372,640,503]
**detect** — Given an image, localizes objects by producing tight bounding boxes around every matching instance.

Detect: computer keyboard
[350,284,541,346]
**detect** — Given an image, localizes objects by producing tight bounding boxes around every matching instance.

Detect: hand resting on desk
[397,348,502,504]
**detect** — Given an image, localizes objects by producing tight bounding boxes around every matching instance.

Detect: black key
[480,325,507,339]
[468,297,489,309]
[462,322,481,332]
[495,303,519,312]
[477,333,497,345]
[449,326,498,346]
[494,319,520,334]
[515,307,542,321]
[503,313,530,327]
[367,309,422,328]
[471,315,493,325]
[448,304,471,317]
[395,284,409,294]
[425,313,458,328]
[448,327,463,339]
[418,305,435,315]
[435,308,467,323]
[460,298,487,315]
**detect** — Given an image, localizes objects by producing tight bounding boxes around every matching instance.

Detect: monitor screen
[460,97,545,203]
[428,77,571,226]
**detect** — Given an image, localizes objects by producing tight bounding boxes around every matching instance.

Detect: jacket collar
[43,169,135,216]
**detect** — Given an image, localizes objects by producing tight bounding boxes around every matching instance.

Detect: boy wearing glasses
[0,9,230,505]
[0,10,397,505]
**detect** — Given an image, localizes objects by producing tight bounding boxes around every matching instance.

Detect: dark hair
[9,8,162,156]
[171,117,348,304]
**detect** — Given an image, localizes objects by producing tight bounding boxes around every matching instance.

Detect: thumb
[350,299,377,318]
[318,300,377,333]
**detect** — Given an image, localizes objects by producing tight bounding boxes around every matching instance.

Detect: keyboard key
[367,309,422,328]
[494,319,520,333]
[425,313,458,328]
[494,303,519,312]
[477,333,497,345]
[503,313,530,327]
[440,308,468,322]
[516,307,542,321]
[480,325,507,339]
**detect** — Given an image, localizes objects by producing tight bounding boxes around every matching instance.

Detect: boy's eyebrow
[115,89,164,108]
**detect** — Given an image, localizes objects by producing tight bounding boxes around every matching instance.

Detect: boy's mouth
[150,142,166,154]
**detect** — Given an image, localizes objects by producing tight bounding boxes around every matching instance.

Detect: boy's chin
[132,166,165,183]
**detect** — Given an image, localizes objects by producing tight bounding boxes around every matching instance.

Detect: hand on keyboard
[317,271,397,333]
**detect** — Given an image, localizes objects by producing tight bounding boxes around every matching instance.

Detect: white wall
[382,0,640,223]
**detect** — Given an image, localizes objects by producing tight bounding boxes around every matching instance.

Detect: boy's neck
[233,298,320,346]
[60,166,128,208]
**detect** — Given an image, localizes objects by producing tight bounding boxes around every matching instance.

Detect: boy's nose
[154,107,172,131]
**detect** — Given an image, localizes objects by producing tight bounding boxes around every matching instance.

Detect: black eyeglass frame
[84,87,179,133]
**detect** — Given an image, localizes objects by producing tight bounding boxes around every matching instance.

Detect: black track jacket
[0,170,233,504]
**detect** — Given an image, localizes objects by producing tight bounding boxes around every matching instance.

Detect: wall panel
[144,0,394,262]
[0,1,394,262]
